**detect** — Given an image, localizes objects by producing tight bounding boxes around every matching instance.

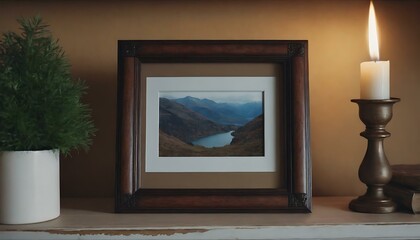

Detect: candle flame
[368,1,380,61]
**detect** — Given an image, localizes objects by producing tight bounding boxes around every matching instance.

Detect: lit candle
[360,1,390,99]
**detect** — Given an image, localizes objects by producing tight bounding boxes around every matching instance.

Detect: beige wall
[1,0,419,197]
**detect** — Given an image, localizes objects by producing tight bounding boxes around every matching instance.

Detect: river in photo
[192,131,235,148]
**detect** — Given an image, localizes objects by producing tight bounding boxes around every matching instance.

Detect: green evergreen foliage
[0,16,95,155]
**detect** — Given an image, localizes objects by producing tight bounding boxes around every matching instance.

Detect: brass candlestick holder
[349,98,400,213]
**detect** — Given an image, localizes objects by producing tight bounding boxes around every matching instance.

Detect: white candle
[360,1,390,99]
[360,61,389,99]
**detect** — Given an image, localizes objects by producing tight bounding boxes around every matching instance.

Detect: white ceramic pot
[0,150,60,224]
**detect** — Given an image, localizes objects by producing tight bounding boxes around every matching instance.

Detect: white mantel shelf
[1,197,420,240]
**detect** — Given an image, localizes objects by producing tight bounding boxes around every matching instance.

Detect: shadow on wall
[60,71,117,198]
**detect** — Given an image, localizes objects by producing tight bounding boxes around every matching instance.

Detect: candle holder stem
[349,98,400,213]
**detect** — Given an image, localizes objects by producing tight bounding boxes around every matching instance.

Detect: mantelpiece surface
[1,197,420,240]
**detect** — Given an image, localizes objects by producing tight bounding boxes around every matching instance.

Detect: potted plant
[0,16,95,224]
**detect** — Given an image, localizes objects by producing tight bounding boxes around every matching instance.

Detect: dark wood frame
[115,40,311,213]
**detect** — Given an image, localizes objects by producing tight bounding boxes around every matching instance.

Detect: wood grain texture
[119,57,135,195]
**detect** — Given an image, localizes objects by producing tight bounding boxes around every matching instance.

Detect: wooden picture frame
[115,40,311,213]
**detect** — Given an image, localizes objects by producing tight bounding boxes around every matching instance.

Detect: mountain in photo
[230,114,264,155]
[174,96,262,126]
[159,98,234,143]
[159,113,264,157]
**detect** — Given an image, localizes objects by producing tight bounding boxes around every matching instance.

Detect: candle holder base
[349,195,396,214]
[349,98,400,214]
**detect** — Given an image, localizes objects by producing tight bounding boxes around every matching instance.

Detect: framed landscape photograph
[116,40,311,212]
[158,88,264,158]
